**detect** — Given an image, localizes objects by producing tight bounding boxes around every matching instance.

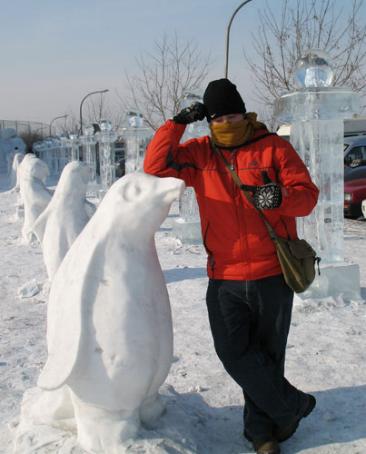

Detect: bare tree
[19,131,44,152]
[245,0,366,122]
[84,93,112,125]
[58,111,80,136]
[85,92,128,131]
[123,34,211,130]
[55,93,125,137]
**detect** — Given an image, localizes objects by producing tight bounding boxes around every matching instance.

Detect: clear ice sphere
[294,49,334,88]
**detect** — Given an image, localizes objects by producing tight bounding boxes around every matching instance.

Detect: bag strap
[211,139,279,242]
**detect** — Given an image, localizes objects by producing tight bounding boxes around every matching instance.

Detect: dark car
[344,166,366,218]
[344,135,366,172]
[343,136,366,217]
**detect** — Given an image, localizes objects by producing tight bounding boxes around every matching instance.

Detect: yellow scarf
[210,112,267,148]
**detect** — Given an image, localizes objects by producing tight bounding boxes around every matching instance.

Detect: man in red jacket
[144,79,319,454]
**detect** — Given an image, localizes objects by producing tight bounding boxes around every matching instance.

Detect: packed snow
[1,170,366,454]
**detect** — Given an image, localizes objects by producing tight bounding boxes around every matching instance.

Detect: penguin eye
[122,181,143,202]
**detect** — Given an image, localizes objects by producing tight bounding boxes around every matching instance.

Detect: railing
[0,119,49,136]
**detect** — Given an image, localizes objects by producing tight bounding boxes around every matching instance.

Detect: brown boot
[252,439,280,454]
[274,394,316,442]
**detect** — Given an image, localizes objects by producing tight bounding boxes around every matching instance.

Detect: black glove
[253,172,282,209]
[173,102,206,125]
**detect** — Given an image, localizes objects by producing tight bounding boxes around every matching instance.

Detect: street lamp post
[49,114,68,136]
[225,0,254,78]
[79,89,109,136]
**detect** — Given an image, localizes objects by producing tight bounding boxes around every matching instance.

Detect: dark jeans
[206,274,306,442]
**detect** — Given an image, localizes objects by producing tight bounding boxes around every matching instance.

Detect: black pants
[206,275,306,442]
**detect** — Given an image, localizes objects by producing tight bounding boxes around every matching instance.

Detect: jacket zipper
[230,149,250,278]
[229,151,236,171]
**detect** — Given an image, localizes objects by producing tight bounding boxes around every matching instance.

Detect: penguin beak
[161,178,185,204]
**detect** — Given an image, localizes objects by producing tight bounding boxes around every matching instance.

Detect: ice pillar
[68,134,80,161]
[172,94,209,244]
[96,120,117,196]
[275,50,361,299]
[80,125,98,193]
[122,114,152,174]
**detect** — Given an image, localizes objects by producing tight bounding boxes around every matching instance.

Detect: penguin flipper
[37,233,98,390]
[31,207,50,243]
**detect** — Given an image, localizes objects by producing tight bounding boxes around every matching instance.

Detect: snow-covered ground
[1,171,366,454]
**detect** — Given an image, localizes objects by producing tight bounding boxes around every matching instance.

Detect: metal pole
[49,114,68,136]
[225,0,254,78]
[79,89,109,136]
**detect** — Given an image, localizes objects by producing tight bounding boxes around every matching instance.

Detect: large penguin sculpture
[37,172,185,453]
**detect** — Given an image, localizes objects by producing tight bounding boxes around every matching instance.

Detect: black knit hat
[203,78,246,121]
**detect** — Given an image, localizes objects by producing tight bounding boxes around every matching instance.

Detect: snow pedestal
[172,94,209,245]
[275,51,361,300]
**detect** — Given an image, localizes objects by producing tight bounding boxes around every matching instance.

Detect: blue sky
[0,0,364,124]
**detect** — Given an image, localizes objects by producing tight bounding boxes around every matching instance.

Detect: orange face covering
[210,113,266,148]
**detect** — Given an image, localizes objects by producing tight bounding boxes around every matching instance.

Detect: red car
[344,166,366,218]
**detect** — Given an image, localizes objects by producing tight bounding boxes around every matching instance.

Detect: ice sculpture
[122,113,152,174]
[96,120,117,197]
[31,162,95,280]
[18,154,52,244]
[80,124,98,186]
[0,128,26,175]
[33,137,69,180]
[173,187,202,244]
[173,94,209,244]
[68,133,80,161]
[275,50,361,299]
[23,173,185,453]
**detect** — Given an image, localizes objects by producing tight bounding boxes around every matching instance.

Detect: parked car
[344,166,366,218]
[344,135,366,172]
[362,199,366,219]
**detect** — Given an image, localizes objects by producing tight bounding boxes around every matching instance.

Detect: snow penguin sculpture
[10,152,25,221]
[32,161,95,280]
[10,152,24,191]
[37,172,185,453]
[18,153,52,243]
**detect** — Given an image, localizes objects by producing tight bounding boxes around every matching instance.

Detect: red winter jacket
[144,120,319,281]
